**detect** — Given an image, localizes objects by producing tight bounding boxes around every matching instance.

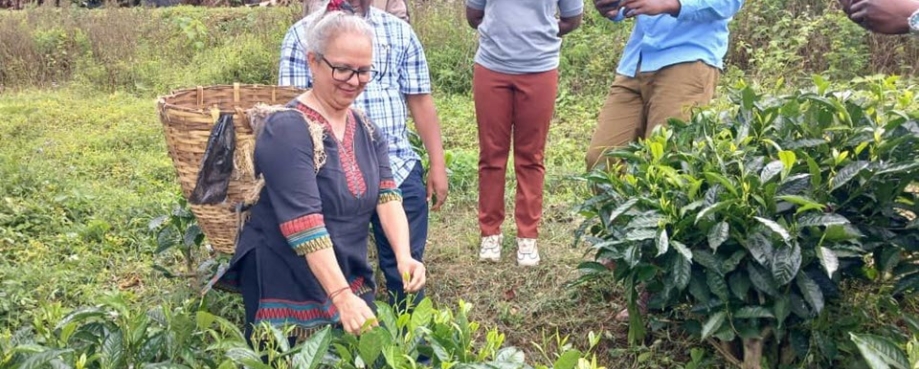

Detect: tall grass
[2,0,919,97]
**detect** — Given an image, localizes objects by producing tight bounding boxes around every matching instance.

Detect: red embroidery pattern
[279,213,325,238]
[295,103,367,198]
[254,277,367,323]
[256,300,335,322]
[380,179,397,190]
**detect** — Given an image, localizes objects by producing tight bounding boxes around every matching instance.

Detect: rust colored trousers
[473,63,558,238]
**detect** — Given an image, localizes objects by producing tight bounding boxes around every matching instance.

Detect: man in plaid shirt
[279,0,448,308]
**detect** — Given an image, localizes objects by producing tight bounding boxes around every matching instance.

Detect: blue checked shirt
[279,8,432,186]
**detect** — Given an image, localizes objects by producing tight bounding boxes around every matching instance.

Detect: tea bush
[0,295,606,369]
[576,76,919,368]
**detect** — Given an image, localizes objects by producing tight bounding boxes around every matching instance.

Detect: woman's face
[308,31,373,110]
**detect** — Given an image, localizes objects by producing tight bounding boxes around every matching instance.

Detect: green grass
[0,84,702,366]
[0,88,183,326]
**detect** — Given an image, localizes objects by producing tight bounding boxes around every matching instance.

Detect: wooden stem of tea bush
[742,338,763,369]
[707,339,742,367]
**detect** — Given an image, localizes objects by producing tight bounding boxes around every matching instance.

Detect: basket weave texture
[156,84,307,254]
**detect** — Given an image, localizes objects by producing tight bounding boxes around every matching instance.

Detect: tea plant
[576,76,919,368]
[148,196,215,289]
[3,295,603,368]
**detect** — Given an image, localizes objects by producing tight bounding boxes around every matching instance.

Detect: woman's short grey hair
[305,10,375,57]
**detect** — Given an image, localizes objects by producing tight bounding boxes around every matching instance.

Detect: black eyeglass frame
[317,54,377,83]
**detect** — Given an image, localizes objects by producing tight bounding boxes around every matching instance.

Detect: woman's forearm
[304,248,352,299]
[376,201,412,263]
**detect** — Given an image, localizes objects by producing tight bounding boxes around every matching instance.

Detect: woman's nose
[345,72,362,86]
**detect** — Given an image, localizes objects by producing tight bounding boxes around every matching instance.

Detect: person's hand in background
[844,0,918,34]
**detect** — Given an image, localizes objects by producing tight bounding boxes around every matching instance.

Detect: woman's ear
[306,51,319,67]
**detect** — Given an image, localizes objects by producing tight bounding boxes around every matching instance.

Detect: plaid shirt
[279,8,432,185]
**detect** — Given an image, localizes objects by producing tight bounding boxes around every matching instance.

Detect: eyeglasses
[318,55,376,83]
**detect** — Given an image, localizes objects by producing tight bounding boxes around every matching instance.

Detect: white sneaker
[516,238,540,266]
[479,234,503,262]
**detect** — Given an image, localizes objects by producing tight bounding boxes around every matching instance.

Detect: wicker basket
[156,84,307,254]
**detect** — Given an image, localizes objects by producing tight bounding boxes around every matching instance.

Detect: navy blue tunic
[213,100,400,339]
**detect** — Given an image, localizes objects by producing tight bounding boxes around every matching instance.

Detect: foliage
[0,6,296,93]
[5,1,919,98]
[0,88,179,330]
[728,0,919,83]
[576,75,919,367]
[0,295,604,368]
[408,129,478,196]
[147,196,225,290]
[730,1,870,83]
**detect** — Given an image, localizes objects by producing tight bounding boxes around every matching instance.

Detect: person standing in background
[585,0,744,173]
[304,0,410,23]
[466,0,583,267]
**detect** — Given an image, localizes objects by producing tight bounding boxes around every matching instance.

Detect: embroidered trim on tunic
[378,179,402,204]
[253,277,373,341]
[280,213,333,255]
[295,104,368,198]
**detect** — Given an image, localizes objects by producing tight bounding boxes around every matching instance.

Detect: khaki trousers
[586,61,720,171]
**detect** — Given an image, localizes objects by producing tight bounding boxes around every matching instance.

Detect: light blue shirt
[467,0,584,75]
[612,0,743,77]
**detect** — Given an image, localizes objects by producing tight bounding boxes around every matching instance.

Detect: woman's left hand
[397,258,426,293]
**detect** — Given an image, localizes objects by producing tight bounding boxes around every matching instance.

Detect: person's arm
[558,0,583,36]
[594,0,624,18]
[465,0,485,29]
[399,29,449,211]
[405,94,448,211]
[673,0,743,21]
[838,0,853,14]
[368,112,426,292]
[619,0,742,21]
[278,22,314,88]
[558,15,582,36]
[257,111,376,335]
[848,0,919,35]
[379,0,410,23]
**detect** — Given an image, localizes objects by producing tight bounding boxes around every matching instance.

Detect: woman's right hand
[332,291,378,334]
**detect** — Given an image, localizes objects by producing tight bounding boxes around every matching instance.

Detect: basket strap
[353,108,375,141]
[230,107,327,241]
